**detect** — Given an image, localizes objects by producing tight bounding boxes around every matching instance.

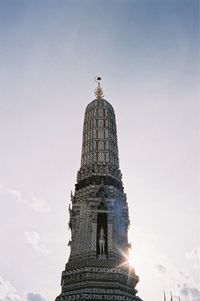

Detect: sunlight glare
[128,249,135,267]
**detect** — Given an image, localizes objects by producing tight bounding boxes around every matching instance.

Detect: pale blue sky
[0,1,199,301]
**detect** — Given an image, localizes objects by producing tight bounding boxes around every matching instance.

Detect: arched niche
[96,212,108,258]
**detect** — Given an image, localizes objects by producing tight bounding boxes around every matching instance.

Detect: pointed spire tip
[94,76,104,99]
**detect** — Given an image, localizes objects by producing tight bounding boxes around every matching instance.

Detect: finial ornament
[163,290,166,301]
[94,76,104,99]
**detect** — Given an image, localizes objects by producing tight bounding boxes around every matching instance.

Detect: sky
[0,0,199,301]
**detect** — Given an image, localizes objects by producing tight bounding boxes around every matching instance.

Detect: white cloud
[26,292,47,301]
[0,275,48,301]
[6,188,22,199]
[179,284,200,301]
[0,275,20,301]
[156,263,167,275]
[25,231,50,256]
[186,246,200,270]
[24,194,50,213]
[155,255,200,301]
[132,226,200,301]
[0,185,50,213]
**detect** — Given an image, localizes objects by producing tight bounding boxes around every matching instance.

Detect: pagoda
[55,78,142,301]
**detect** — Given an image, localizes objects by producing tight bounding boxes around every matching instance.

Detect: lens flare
[118,248,135,269]
[128,250,135,267]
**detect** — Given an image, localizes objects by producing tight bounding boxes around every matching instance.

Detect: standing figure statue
[99,227,106,255]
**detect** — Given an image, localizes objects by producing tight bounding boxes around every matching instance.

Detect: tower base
[55,264,143,301]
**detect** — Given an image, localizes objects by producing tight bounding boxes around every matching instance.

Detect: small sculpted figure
[99,227,105,255]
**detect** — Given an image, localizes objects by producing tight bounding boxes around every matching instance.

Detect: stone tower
[55,78,142,301]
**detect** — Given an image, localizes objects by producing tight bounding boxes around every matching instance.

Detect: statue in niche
[99,227,105,255]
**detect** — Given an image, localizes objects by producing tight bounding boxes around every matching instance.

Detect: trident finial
[163,290,166,301]
[94,76,104,99]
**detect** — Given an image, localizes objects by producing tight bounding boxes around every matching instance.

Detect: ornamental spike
[94,76,104,99]
[163,290,166,301]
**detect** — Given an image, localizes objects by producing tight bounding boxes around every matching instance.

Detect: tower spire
[77,80,121,188]
[55,79,141,301]
[94,76,104,99]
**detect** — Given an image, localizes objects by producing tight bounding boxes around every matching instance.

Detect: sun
[128,250,135,267]
[118,248,135,269]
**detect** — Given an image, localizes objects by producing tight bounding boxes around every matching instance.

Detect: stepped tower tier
[55,78,142,301]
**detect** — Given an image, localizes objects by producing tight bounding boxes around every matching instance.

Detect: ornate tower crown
[76,77,122,191]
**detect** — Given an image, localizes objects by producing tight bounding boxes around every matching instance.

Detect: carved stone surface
[77,99,122,184]
[55,93,142,301]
